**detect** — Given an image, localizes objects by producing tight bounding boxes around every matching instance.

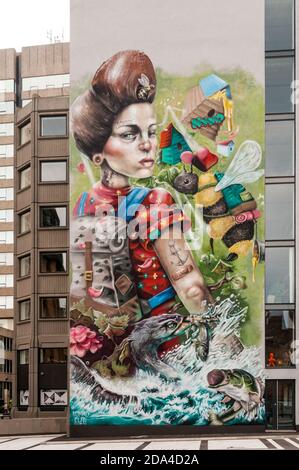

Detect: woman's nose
[139,138,151,152]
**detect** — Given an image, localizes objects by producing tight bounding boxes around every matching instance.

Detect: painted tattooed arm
[154,226,214,313]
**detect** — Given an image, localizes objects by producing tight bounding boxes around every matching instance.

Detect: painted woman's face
[100,103,157,179]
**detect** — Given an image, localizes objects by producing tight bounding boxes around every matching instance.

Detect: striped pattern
[0,435,298,450]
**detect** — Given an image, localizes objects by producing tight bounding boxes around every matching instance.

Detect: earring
[93,154,102,165]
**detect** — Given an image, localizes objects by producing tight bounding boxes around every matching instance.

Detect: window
[266,247,294,304]
[0,337,12,351]
[19,121,31,146]
[19,211,31,234]
[19,255,30,277]
[40,161,67,182]
[40,297,67,319]
[0,79,14,93]
[0,166,13,179]
[22,74,70,91]
[0,231,13,244]
[40,252,67,273]
[0,275,13,288]
[40,348,67,364]
[266,57,294,114]
[40,115,67,137]
[0,319,13,329]
[266,120,294,177]
[0,359,12,373]
[40,206,67,228]
[19,299,30,321]
[0,188,14,201]
[0,253,13,265]
[266,310,295,368]
[266,184,294,240]
[0,123,14,136]
[0,210,13,223]
[265,0,294,51]
[0,101,14,115]
[0,144,14,158]
[0,296,13,309]
[19,166,31,190]
[18,349,29,365]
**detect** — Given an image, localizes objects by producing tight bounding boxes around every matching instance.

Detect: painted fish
[207,368,264,425]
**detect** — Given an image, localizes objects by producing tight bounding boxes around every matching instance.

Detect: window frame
[39,250,68,275]
[265,307,296,369]
[18,164,31,192]
[18,298,31,323]
[18,209,31,235]
[39,113,68,139]
[18,254,31,279]
[39,159,68,184]
[39,295,68,320]
[39,204,68,230]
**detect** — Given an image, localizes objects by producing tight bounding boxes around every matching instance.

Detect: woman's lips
[139,158,155,168]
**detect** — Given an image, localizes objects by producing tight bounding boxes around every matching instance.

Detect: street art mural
[69,48,265,428]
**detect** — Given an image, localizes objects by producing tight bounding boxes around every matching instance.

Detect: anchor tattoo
[169,240,189,266]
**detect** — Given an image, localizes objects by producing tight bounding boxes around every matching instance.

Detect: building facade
[13,44,69,419]
[264,0,299,430]
[0,0,297,433]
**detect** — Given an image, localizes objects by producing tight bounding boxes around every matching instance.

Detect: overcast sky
[0,0,70,51]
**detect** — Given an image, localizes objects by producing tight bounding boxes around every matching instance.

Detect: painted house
[159,123,191,164]
[217,139,235,157]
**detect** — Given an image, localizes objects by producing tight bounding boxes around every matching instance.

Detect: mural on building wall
[69,50,265,427]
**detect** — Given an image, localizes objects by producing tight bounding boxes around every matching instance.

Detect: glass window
[266,310,295,368]
[0,296,13,309]
[265,0,294,51]
[266,120,294,177]
[19,121,31,146]
[19,166,31,189]
[0,253,13,265]
[0,275,13,288]
[0,210,13,222]
[19,211,31,234]
[18,349,29,365]
[0,166,13,179]
[40,297,67,319]
[40,161,67,182]
[0,188,14,201]
[40,252,67,273]
[0,123,14,136]
[266,247,294,304]
[0,101,14,114]
[40,348,67,364]
[0,144,14,158]
[19,299,30,321]
[40,206,67,228]
[0,79,14,93]
[266,184,294,240]
[0,319,13,329]
[40,115,67,137]
[266,57,294,114]
[19,255,30,277]
[22,74,70,91]
[0,232,13,244]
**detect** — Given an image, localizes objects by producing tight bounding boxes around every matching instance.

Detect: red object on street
[192,148,218,172]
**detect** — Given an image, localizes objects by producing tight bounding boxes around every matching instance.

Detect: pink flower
[70,325,102,358]
[77,162,85,173]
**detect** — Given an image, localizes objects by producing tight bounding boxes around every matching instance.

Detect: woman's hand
[154,226,214,313]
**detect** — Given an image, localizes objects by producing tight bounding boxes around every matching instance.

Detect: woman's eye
[121,133,136,140]
[149,129,157,137]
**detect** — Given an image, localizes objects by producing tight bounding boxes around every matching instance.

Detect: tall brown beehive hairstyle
[71,50,157,160]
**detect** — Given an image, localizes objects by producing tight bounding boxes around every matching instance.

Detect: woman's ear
[92,153,104,166]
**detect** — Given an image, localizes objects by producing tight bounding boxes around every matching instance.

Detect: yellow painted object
[228,239,253,257]
[195,187,222,207]
[208,216,235,239]
[211,90,233,132]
